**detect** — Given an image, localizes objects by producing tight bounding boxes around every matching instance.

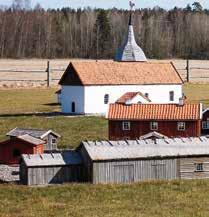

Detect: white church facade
[59,12,183,115]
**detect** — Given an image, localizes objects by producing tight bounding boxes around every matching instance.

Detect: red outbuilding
[108,102,202,140]
[0,134,45,165]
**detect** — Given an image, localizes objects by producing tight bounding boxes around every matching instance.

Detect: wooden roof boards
[7,128,61,139]
[22,151,82,167]
[59,61,183,86]
[81,137,209,161]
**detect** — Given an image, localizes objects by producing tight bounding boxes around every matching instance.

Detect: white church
[59,10,183,115]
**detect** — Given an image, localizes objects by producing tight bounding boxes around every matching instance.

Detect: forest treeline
[1,1,209,59]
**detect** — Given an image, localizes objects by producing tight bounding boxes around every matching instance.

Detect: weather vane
[129,0,135,11]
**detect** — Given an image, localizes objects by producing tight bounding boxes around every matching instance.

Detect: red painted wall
[0,138,44,165]
[202,111,209,135]
[109,120,201,140]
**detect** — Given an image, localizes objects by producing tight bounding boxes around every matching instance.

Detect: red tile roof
[108,103,201,120]
[116,92,151,103]
[59,61,183,85]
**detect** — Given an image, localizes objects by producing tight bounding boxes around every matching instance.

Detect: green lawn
[0,84,208,148]
[0,88,59,114]
[0,180,209,217]
[0,84,209,216]
[183,83,209,107]
[0,116,107,149]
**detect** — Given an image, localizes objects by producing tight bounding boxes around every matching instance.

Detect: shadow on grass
[43,103,61,106]
[0,112,86,118]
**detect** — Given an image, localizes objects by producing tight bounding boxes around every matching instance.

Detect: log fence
[0,60,209,86]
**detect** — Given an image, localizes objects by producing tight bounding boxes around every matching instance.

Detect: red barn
[0,134,44,165]
[202,108,209,135]
[108,103,202,140]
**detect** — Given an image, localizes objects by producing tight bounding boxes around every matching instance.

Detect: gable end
[59,63,83,86]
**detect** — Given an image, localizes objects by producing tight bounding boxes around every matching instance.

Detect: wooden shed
[7,128,60,151]
[79,137,209,184]
[20,151,84,185]
[0,135,44,165]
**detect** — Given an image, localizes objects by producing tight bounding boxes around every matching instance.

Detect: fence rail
[0,60,65,87]
[0,59,209,86]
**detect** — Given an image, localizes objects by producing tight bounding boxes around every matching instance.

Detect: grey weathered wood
[46,60,51,87]
[186,59,190,82]
[179,157,209,180]
[92,159,178,184]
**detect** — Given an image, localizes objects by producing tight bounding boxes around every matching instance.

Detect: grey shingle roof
[81,137,209,161]
[139,132,168,140]
[22,151,82,167]
[7,128,60,139]
[18,134,45,146]
[115,13,147,62]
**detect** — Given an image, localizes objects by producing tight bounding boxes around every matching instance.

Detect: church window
[104,94,109,104]
[169,91,174,101]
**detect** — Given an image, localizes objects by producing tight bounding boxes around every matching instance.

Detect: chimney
[179,97,184,106]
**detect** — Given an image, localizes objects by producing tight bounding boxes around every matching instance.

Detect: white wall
[61,86,85,114]
[84,85,182,114]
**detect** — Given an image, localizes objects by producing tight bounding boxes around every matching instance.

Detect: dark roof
[55,89,61,94]
[108,103,202,120]
[7,128,60,139]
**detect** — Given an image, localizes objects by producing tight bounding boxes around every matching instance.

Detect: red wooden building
[108,103,202,140]
[202,108,209,135]
[0,134,44,165]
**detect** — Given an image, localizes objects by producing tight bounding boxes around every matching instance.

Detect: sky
[0,0,209,10]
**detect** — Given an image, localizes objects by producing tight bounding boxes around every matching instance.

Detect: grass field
[0,88,59,114]
[0,116,107,149]
[0,180,209,217]
[0,84,209,216]
[0,84,208,148]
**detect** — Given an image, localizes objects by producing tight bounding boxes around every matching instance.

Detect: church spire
[129,11,132,26]
[115,1,147,62]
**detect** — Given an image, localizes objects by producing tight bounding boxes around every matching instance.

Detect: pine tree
[93,9,112,59]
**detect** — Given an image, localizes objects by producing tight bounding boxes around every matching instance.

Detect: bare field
[0,59,209,88]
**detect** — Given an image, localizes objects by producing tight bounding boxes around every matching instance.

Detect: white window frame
[169,91,174,102]
[195,163,204,172]
[177,122,186,131]
[202,121,209,129]
[150,122,158,131]
[104,94,109,104]
[122,121,131,131]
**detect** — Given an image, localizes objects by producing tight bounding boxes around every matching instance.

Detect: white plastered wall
[61,86,85,114]
[61,84,182,114]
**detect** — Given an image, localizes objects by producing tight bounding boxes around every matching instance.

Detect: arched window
[169,91,174,101]
[104,94,109,104]
[71,102,75,113]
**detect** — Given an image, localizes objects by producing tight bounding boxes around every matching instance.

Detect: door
[151,163,166,180]
[71,102,75,113]
[114,165,134,183]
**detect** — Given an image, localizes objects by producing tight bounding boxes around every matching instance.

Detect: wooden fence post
[186,59,190,82]
[46,60,51,87]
